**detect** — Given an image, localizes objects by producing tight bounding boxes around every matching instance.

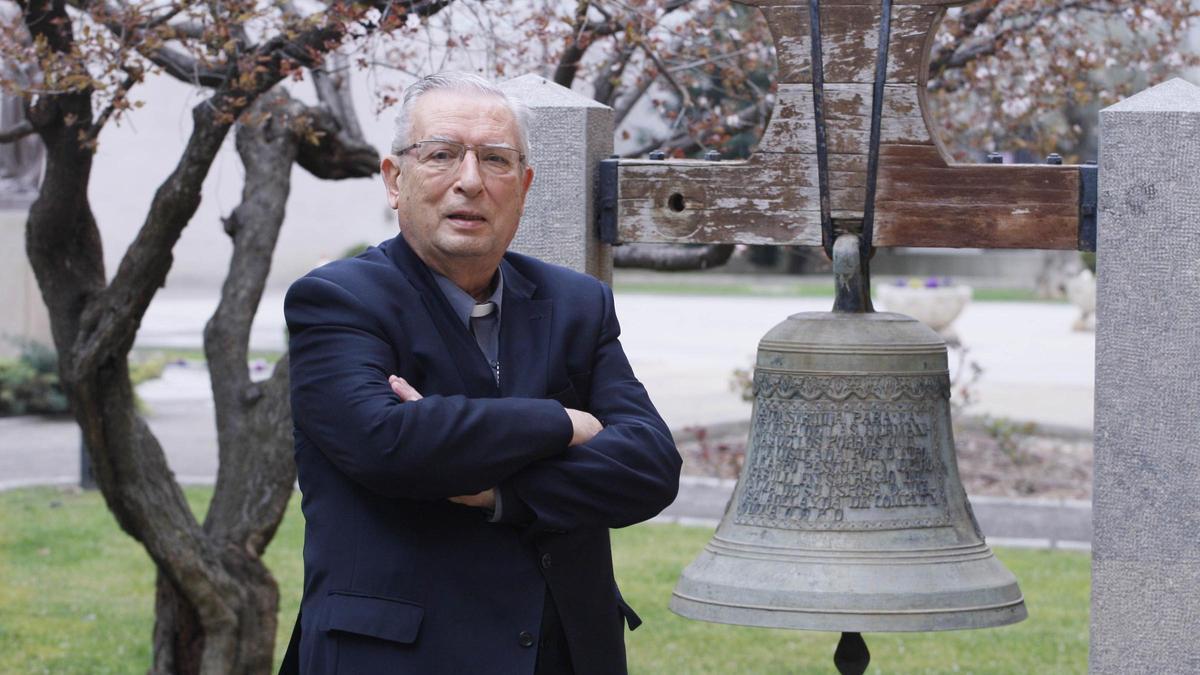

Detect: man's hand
[449,489,496,509]
[389,375,424,402]
[565,408,602,447]
[389,375,496,510]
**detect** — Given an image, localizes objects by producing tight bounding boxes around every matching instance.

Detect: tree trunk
[142,89,303,674]
[614,242,735,270]
[151,550,281,675]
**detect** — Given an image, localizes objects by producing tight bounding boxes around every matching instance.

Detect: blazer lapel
[498,259,551,399]
[384,235,498,397]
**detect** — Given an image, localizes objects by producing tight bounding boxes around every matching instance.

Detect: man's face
[382,90,534,278]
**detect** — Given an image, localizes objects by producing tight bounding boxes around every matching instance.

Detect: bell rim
[668,592,1028,633]
[703,536,996,565]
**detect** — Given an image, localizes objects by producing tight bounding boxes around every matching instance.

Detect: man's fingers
[388,375,424,401]
[449,488,496,510]
[565,408,603,447]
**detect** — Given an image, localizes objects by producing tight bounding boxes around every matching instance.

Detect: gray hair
[390,71,532,162]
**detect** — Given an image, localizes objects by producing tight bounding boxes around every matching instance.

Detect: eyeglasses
[398,140,525,177]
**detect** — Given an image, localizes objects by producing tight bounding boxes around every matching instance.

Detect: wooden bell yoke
[596,0,1097,253]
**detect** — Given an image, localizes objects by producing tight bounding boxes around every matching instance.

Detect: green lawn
[0,487,1089,673]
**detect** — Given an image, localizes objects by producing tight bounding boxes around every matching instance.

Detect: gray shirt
[431,269,504,385]
[431,268,507,520]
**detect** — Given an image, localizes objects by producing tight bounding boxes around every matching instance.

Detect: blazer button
[518,631,535,648]
[541,553,553,569]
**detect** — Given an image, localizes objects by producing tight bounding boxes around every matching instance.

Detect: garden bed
[675,417,1093,500]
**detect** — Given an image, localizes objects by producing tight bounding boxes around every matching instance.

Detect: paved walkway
[0,284,1096,547]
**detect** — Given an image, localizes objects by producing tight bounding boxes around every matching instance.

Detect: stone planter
[1065,269,1096,332]
[875,284,972,342]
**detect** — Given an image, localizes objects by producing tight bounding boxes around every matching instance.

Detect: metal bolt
[986,152,1004,164]
[649,151,666,160]
[705,150,721,161]
[1046,153,1063,165]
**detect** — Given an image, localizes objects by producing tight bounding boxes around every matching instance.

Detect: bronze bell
[671,235,1025,642]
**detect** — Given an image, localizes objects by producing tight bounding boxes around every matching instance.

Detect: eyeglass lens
[414,141,520,175]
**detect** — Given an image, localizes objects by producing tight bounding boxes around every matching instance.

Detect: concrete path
[0,284,1096,547]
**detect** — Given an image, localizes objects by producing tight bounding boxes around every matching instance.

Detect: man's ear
[381,155,403,209]
[521,164,534,194]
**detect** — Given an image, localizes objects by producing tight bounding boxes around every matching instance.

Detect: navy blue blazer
[284,235,681,674]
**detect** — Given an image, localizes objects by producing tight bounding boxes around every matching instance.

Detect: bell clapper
[834,631,870,675]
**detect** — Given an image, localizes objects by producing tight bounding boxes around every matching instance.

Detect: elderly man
[281,72,681,674]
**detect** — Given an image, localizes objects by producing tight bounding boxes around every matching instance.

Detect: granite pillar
[1092,78,1200,673]
[500,74,613,282]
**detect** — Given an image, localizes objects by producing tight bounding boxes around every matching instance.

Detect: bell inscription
[734,372,951,531]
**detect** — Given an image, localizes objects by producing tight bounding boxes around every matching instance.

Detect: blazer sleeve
[286,274,574,500]
[499,283,682,533]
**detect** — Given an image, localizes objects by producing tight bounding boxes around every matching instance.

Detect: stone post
[500,74,613,282]
[1092,78,1200,673]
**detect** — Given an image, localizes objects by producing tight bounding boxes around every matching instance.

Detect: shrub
[0,342,69,416]
[0,344,172,417]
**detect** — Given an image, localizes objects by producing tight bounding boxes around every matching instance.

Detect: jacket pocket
[319,591,424,644]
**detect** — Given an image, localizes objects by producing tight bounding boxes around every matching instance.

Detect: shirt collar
[431,267,504,328]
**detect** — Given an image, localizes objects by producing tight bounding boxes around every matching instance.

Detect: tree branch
[612,68,654,126]
[927,0,1001,77]
[614,242,734,270]
[73,0,441,378]
[637,40,692,112]
[592,40,637,106]
[928,0,1127,85]
[203,88,300,551]
[84,65,143,142]
[78,0,232,87]
[553,0,591,88]
[312,52,364,140]
[299,52,379,178]
[294,103,380,179]
[141,45,231,87]
[554,2,630,89]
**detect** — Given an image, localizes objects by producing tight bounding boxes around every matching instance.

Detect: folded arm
[286,275,574,499]
[494,284,682,533]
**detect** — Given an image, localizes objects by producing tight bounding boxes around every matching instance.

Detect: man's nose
[453,150,484,195]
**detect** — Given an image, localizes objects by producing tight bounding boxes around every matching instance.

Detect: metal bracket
[860,0,893,259]
[596,155,619,244]
[1078,163,1097,252]
[809,0,833,258]
[811,0,892,259]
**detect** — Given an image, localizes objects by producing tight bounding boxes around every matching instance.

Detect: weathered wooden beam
[617,155,822,245]
[609,0,1090,251]
[613,156,1082,248]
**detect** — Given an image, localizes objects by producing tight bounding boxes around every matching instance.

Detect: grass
[0,487,1089,673]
